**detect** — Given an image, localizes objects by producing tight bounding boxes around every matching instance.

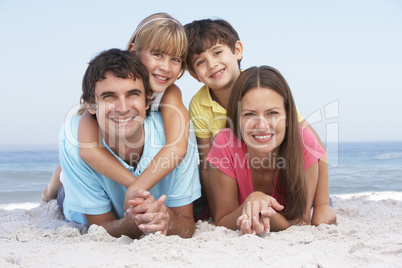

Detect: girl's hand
[124,189,150,211]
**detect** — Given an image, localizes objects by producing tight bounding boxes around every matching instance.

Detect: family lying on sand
[42,13,336,239]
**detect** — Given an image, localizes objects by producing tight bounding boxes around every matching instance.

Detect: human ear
[234,41,244,61]
[86,102,97,114]
[189,70,201,82]
[145,91,152,110]
[128,43,137,54]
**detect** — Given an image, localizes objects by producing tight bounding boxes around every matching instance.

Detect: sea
[0,142,401,207]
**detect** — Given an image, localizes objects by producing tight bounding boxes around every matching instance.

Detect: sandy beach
[0,192,401,267]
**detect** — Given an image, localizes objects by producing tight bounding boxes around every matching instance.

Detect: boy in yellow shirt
[185,18,336,226]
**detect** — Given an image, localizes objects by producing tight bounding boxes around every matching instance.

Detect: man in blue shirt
[58,49,201,239]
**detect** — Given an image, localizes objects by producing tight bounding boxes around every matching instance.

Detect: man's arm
[84,189,152,239]
[166,204,195,238]
[85,210,143,239]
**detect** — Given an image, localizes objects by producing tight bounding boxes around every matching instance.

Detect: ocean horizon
[1,141,401,207]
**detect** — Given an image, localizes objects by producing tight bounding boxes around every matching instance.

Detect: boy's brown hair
[184,19,242,74]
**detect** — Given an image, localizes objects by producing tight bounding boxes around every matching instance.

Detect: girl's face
[240,87,287,156]
[137,48,182,94]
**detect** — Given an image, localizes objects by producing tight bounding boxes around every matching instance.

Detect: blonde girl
[43,13,190,201]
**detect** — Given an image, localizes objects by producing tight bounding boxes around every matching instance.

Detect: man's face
[88,72,149,145]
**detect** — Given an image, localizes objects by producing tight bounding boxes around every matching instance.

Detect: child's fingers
[126,196,155,214]
[127,197,146,206]
[125,189,150,201]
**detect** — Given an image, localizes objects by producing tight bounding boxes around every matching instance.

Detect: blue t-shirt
[59,112,201,224]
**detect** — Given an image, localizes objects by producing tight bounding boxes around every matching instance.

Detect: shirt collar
[199,85,226,114]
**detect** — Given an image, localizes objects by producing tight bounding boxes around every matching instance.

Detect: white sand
[1,192,401,267]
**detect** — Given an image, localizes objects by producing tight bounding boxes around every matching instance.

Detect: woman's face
[240,87,287,155]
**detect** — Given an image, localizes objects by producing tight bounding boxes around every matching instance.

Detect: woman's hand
[238,191,284,234]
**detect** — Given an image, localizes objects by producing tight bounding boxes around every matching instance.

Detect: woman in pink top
[207,66,336,235]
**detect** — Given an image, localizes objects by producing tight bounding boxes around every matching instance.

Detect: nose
[255,116,269,130]
[207,58,217,69]
[114,97,129,114]
[159,58,171,72]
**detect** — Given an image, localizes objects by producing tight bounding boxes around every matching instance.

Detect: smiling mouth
[110,116,136,123]
[153,74,168,81]
[253,134,274,139]
[210,69,224,78]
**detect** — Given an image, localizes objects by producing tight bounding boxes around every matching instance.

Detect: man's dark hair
[82,48,151,115]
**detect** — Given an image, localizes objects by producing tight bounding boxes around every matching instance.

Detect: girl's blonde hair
[126,13,188,79]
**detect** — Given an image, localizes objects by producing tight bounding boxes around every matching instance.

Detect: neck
[248,149,277,194]
[247,147,278,171]
[210,68,240,110]
[209,87,232,110]
[102,129,145,168]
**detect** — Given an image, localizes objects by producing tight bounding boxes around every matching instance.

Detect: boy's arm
[78,110,137,188]
[128,84,190,191]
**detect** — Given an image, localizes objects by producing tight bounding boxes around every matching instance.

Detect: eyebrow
[241,107,282,112]
[192,44,225,65]
[99,88,143,97]
[127,89,143,94]
[99,91,115,97]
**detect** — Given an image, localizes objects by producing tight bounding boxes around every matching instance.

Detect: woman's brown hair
[226,66,307,221]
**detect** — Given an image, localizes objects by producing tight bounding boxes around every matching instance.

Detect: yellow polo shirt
[189,85,304,139]
[189,85,227,139]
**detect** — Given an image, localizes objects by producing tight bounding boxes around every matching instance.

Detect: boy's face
[87,72,149,144]
[190,41,243,92]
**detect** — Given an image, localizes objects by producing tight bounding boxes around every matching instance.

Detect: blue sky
[1,0,401,145]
